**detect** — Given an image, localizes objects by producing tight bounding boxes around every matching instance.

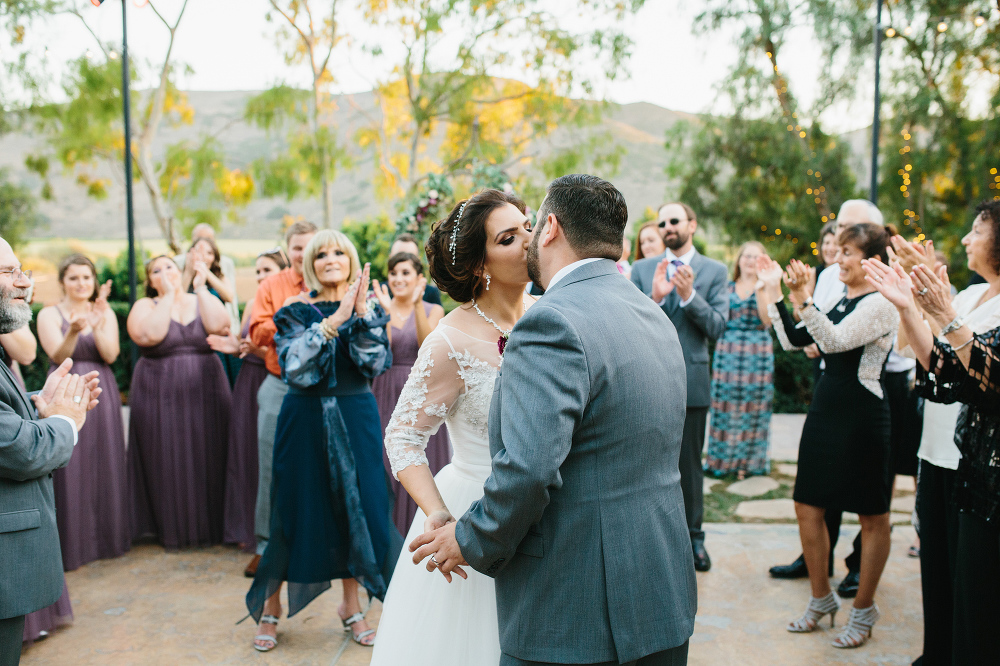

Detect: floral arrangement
[395,173,454,238]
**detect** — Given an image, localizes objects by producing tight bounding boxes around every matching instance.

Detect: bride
[370,188,535,664]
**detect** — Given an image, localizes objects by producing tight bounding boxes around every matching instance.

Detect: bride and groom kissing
[373,175,697,666]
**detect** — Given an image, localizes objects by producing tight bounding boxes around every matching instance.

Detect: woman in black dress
[863,200,1000,664]
[758,223,899,649]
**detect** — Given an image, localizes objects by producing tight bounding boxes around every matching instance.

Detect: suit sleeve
[455,305,588,577]
[0,401,76,482]
[680,263,728,341]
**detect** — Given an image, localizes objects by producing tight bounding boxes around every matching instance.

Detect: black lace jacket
[916,326,1000,525]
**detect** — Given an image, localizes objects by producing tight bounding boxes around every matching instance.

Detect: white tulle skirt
[371,462,501,665]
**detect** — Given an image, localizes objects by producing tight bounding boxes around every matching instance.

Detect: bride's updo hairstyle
[426,188,526,303]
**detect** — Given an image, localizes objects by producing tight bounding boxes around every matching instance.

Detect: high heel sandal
[787,592,840,633]
[832,603,879,648]
[253,614,279,652]
[341,612,376,647]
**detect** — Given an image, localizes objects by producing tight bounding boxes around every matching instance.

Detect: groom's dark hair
[537,174,627,260]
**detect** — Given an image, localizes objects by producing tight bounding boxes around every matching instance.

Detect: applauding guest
[760,222,899,649]
[630,201,729,572]
[209,249,289,555]
[180,236,240,386]
[387,234,443,306]
[126,255,232,550]
[0,236,102,663]
[705,241,774,479]
[371,252,447,534]
[36,254,129,571]
[246,231,396,652]
[866,200,1000,664]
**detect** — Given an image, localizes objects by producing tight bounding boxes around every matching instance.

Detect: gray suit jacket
[455,260,697,664]
[0,360,75,620]
[630,250,729,408]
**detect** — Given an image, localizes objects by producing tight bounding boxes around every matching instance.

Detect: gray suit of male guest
[0,359,75,662]
[630,250,728,547]
[455,259,697,666]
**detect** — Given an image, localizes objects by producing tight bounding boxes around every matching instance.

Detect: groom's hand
[410,522,468,583]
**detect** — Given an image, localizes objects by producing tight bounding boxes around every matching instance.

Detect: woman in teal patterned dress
[705,241,775,478]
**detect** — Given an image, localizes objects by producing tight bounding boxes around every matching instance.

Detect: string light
[882,11,994,39]
[885,27,896,37]
[937,20,949,32]
[975,13,987,27]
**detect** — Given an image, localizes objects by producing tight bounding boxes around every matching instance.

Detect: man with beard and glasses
[0,238,101,665]
[631,202,728,573]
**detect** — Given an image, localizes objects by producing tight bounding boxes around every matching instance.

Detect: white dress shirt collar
[546,257,603,292]
[665,246,697,265]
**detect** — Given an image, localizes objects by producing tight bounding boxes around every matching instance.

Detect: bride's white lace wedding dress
[370,324,503,665]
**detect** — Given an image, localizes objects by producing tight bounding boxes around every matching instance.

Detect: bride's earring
[485,273,491,291]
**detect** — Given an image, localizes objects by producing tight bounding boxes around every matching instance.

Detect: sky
[22,0,878,133]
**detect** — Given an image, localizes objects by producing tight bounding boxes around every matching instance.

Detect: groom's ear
[541,214,560,248]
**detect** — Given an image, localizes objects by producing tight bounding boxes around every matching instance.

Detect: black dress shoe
[837,570,860,598]
[693,543,711,572]
[768,553,835,578]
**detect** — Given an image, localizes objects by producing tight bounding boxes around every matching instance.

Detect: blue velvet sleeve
[274,302,392,389]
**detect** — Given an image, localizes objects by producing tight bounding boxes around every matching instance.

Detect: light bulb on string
[885,27,896,37]
[974,13,986,27]
[937,20,948,32]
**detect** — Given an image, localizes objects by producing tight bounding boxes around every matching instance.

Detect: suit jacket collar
[541,258,619,296]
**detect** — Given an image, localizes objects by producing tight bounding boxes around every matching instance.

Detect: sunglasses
[658,218,686,228]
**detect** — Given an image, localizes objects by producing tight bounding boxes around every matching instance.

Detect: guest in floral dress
[705,241,774,478]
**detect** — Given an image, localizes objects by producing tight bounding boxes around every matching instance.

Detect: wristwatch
[939,315,965,336]
[798,296,814,309]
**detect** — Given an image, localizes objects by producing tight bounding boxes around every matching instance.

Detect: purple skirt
[373,363,451,535]
[51,360,130,571]
[128,351,231,549]
[223,357,268,551]
[22,581,72,646]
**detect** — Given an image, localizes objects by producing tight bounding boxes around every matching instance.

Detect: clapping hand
[756,256,784,304]
[86,280,112,329]
[410,521,468,583]
[192,261,209,292]
[888,236,935,274]
[783,259,812,304]
[371,279,392,313]
[206,328,241,355]
[861,257,916,311]
[651,258,674,302]
[353,263,371,317]
[67,310,88,335]
[910,263,956,326]
[324,275,361,332]
[33,359,101,428]
[672,265,695,302]
[411,275,428,306]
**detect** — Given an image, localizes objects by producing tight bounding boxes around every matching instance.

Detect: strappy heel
[832,603,879,648]
[787,592,841,633]
[253,614,279,652]
[341,612,376,646]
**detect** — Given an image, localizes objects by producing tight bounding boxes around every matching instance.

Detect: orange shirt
[250,267,308,377]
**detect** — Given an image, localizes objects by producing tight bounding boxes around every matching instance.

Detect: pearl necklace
[472,300,513,355]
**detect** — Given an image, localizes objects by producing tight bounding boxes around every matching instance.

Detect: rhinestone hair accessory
[449,200,469,265]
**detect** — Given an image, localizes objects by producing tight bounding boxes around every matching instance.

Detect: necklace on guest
[472,300,512,355]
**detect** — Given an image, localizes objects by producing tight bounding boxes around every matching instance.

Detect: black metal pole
[120,0,138,366]
[870,0,883,203]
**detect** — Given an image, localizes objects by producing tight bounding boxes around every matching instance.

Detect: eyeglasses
[0,268,32,281]
[658,218,685,228]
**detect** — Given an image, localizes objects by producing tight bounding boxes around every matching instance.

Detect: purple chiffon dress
[127,312,232,549]
[372,304,451,534]
[51,310,130,570]
[223,317,268,551]
[4,359,73,646]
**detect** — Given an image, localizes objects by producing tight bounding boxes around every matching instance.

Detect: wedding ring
[430,554,440,567]
[73,396,82,403]
[918,288,929,296]
[789,279,797,285]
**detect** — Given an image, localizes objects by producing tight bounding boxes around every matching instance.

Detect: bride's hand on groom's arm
[410,522,469,583]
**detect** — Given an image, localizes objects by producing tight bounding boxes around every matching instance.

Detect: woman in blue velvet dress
[246,230,398,653]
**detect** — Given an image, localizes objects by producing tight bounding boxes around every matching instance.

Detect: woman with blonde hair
[704,241,774,478]
[246,230,397,652]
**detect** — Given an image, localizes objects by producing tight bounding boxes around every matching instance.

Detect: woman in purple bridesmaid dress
[36,254,129,571]
[371,252,449,534]
[126,255,232,549]
[207,249,288,552]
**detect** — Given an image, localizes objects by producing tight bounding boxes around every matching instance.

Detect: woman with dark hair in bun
[371,189,535,666]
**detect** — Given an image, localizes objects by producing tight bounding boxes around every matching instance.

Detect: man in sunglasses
[631,202,729,573]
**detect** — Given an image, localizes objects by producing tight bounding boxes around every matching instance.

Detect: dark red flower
[498,335,507,356]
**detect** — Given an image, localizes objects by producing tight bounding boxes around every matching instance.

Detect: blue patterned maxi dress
[246,300,400,620]
[704,283,774,477]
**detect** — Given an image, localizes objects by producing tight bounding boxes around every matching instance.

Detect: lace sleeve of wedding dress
[799,294,899,354]
[384,329,465,478]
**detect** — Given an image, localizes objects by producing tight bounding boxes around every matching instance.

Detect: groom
[412,174,697,665]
